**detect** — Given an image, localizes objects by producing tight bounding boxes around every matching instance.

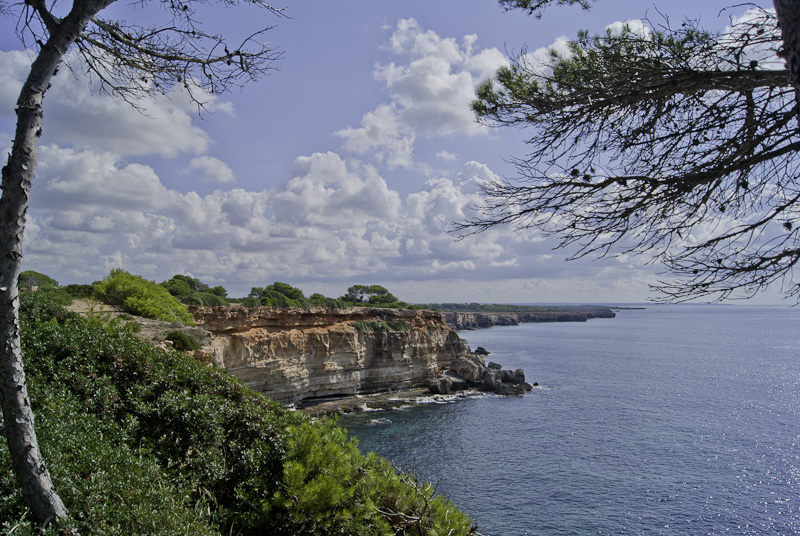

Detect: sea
[339,304,800,536]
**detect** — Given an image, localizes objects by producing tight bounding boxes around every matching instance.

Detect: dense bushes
[249,282,308,307]
[340,284,421,309]
[0,387,217,536]
[161,275,229,306]
[1,290,477,535]
[94,269,195,325]
[17,270,59,288]
[164,329,202,351]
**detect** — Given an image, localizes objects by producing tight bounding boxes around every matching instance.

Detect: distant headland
[419,303,617,330]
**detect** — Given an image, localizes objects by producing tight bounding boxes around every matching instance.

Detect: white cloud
[605,19,651,39]
[336,105,415,169]
[34,145,171,211]
[0,49,230,158]
[721,8,782,70]
[519,36,572,78]
[338,18,508,169]
[183,156,236,184]
[270,152,402,227]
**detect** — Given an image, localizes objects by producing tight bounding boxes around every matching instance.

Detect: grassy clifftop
[0,290,477,535]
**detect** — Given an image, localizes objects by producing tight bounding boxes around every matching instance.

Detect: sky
[0,0,784,304]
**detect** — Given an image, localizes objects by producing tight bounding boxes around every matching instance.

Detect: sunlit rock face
[190,306,470,404]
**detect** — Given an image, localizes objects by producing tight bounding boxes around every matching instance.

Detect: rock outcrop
[428,353,532,396]
[189,306,470,405]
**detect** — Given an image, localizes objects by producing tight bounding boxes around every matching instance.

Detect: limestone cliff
[189,306,470,405]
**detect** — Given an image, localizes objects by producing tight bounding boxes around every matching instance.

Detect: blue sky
[0,0,782,303]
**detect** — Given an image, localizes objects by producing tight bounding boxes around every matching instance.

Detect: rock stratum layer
[443,308,615,330]
[190,306,469,405]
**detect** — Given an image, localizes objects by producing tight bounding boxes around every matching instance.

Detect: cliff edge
[190,306,470,405]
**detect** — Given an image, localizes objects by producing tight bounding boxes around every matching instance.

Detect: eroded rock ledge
[189,306,471,405]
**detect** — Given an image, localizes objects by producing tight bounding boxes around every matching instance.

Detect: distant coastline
[422,304,618,331]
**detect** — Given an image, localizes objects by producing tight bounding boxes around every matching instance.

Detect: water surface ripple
[341,305,800,535]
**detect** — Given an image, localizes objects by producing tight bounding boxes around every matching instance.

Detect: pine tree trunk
[0,3,108,525]
[0,40,73,527]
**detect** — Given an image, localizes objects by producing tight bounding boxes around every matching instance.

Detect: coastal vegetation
[0,288,477,535]
[352,319,412,333]
[94,269,196,326]
[20,270,423,321]
[242,282,419,310]
[161,274,229,307]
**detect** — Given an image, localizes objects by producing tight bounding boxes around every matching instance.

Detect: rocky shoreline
[428,347,532,396]
[297,346,534,416]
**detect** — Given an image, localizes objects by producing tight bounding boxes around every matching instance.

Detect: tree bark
[774,0,800,119]
[0,0,114,526]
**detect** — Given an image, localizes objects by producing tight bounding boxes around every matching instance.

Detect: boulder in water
[450,357,484,383]
[428,376,454,395]
[443,370,469,391]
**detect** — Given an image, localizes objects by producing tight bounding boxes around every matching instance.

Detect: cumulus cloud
[269,152,400,227]
[337,18,508,169]
[0,50,229,158]
[605,19,651,38]
[183,156,236,184]
[33,145,172,211]
[336,105,415,169]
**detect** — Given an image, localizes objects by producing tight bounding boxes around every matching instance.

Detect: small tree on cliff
[342,284,398,305]
[460,1,800,302]
[0,0,283,526]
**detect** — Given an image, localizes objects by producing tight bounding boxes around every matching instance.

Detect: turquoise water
[340,305,800,535]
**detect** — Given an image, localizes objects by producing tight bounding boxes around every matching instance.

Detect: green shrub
[62,283,95,298]
[161,275,228,301]
[182,291,228,307]
[261,418,477,536]
[240,297,260,308]
[19,303,290,534]
[165,330,202,351]
[94,269,195,325]
[260,291,305,308]
[352,320,390,333]
[28,285,73,307]
[0,387,218,536]
[19,288,78,324]
[18,270,58,288]
[388,320,411,331]
[308,293,344,308]
[352,320,411,332]
[249,282,308,308]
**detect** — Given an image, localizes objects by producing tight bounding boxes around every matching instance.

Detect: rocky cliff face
[443,308,615,330]
[190,306,470,405]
